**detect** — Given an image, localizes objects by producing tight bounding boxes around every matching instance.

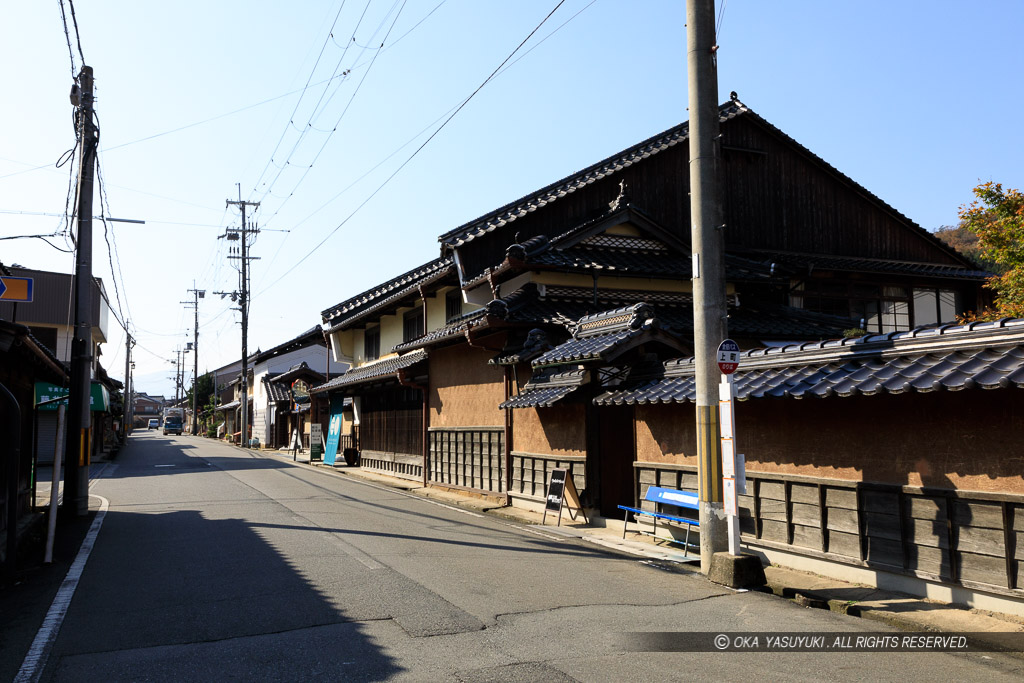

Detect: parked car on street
[148,419,159,429]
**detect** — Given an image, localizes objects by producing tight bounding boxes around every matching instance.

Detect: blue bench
[618,486,700,555]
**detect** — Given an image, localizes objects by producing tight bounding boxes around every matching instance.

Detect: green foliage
[958,182,1024,321]
[185,372,216,410]
[842,328,867,338]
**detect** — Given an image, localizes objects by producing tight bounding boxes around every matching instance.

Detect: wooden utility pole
[226,188,259,448]
[64,65,97,517]
[687,0,729,571]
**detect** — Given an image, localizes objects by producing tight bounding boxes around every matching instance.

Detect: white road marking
[15,494,110,683]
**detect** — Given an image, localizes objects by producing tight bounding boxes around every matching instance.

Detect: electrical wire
[57,0,79,78]
[251,0,407,229]
[257,0,568,295]
[254,0,595,288]
[247,0,353,199]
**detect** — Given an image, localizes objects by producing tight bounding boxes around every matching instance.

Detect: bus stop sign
[717,339,740,374]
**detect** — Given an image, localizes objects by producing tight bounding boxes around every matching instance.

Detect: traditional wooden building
[317,96,987,506]
[592,317,1024,612]
[0,320,68,567]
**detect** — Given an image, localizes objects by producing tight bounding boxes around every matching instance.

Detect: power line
[257,0,568,294]
[57,0,80,78]
[247,0,355,199]
[255,0,594,289]
[251,0,408,229]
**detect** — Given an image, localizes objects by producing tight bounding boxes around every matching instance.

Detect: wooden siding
[428,427,505,493]
[510,451,586,502]
[635,462,1024,598]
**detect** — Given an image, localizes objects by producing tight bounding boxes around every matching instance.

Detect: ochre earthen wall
[636,391,1024,494]
[513,403,586,458]
[428,344,506,427]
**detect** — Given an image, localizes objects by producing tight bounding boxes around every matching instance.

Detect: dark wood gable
[444,99,974,285]
[720,113,965,265]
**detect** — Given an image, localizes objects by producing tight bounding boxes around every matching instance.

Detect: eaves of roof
[740,250,991,281]
[391,309,490,354]
[255,327,324,363]
[321,257,454,330]
[311,349,428,394]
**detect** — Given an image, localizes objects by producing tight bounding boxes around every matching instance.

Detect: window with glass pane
[364,326,380,361]
[445,289,462,321]
[403,307,424,342]
[913,289,939,326]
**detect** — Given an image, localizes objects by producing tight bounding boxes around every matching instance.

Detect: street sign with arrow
[0,276,33,302]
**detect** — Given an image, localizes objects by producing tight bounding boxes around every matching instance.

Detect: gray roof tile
[594,319,1024,405]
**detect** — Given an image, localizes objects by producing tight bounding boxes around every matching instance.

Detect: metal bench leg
[684,524,691,557]
[622,510,629,539]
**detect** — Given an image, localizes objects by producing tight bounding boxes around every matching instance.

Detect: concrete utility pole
[226,187,259,448]
[182,284,205,434]
[687,0,729,571]
[122,327,134,440]
[64,65,98,517]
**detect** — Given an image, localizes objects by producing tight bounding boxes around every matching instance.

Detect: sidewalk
[277,451,1024,650]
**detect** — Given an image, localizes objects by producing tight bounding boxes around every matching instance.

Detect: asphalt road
[6,432,1024,682]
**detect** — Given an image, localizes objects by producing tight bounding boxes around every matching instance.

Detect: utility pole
[171,349,182,404]
[225,186,259,448]
[182,284,205,434]
[64,65,97,517]
[687,0,729,571]
[122,327,134,440]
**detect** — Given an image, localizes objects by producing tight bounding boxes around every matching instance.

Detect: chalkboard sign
[545,469,567,513]
[542,468,588,526]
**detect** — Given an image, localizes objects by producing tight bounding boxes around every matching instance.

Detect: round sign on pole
[717,338,741,374]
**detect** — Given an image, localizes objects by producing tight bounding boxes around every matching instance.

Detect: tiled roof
[321,257,454,331]
[263,376,291,403]
[498,369,588,409]
[508,286,849,341]
[594,318,1024,405]
[438,100,749,249]
[741,250,990,280]
[216,399,241,411]
[462,203,774,288]
[311,349,427,394]
[392,308,488,353]
[273,361,326,386]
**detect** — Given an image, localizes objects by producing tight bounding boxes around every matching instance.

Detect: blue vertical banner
[323,394,345,465]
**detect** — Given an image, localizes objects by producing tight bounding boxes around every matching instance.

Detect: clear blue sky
[2,1,1022,397]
